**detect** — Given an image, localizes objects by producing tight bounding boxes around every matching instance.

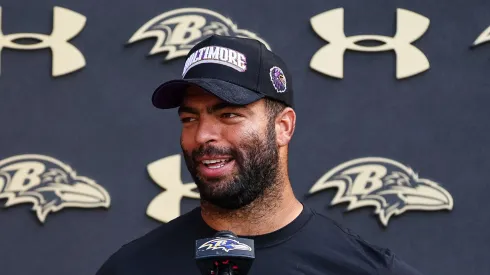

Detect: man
[96,35,423,274]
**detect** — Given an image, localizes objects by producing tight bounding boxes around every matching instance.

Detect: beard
[182,122,279,210]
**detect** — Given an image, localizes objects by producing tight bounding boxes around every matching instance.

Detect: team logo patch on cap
[182,46,247,77]
[269,66,287,93]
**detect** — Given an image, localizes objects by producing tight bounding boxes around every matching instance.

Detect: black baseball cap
[151,35,293,109]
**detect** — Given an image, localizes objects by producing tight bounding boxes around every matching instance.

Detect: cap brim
[152,78,264,109]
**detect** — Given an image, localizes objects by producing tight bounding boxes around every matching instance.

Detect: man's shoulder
[307,208,392,255]
[117,207,200,253]
[305,208,423,274]
[95,207,202,274]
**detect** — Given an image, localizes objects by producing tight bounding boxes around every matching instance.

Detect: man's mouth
[201,158,232,169]
[196,157,235,178]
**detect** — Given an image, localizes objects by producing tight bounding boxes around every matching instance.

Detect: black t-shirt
[96,205,423,275]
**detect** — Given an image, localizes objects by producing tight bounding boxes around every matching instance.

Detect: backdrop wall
[0,0,489,274]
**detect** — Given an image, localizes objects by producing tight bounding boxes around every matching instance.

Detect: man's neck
[200,180,303,236]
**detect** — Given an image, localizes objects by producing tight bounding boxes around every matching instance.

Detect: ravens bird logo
[0,154,110,223]
[309,157,453,226]
[198,238,252,253]
[269,66,287,93]
[127,7,271,61]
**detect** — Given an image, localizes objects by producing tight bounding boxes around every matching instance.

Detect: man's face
[178,86,279,209]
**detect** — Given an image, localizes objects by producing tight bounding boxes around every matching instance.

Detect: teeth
[202,159,227,164]
[208,162,226,169]
[201,159,230,169]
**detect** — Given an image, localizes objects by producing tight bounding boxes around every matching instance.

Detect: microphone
[195,230,255,275]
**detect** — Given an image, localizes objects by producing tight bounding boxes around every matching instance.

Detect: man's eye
[221,113,239,118]
[181,117,196,123]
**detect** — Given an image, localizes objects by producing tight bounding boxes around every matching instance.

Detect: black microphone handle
[217,267,233,275]
[213,259,235,275]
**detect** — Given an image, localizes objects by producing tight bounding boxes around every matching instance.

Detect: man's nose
[194,118,220,145]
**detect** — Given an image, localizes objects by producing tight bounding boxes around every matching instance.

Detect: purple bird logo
[198,238,251,253]
[269,66,287,93]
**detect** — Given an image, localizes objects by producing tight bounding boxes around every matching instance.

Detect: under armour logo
[0,6,86,77]
[310,8,430,79]
[473,26,490,47]
[147,154,200,223]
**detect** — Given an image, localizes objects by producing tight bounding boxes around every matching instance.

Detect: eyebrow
[178,102,252,115]
[178,106,199,115]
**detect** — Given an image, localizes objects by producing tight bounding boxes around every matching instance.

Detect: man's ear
[275,107,296,147]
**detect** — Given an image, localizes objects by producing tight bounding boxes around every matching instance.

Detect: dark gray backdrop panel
[0,0,488,274]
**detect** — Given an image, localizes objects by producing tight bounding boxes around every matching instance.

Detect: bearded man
[96,35,423,275]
